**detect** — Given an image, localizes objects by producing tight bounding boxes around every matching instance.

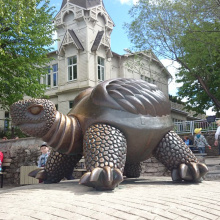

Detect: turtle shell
[69,78,173,163]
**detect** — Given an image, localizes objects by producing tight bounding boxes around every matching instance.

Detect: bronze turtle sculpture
[10,78,208,190]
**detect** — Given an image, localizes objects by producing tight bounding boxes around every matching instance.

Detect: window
[43,66,51,87]
[69,101,74,109]
[52,64,58,87]
[68,56,77,81]
[47,66,51,87]
[98,57,105,81]
[140,75,155,84]
[55,104,58,110]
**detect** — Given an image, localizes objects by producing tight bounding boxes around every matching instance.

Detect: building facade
[43,0,171,115]
[0,0,200,133]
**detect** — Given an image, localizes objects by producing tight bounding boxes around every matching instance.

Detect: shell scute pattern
[91,78,171,116]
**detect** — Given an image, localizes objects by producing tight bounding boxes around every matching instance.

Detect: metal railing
[174,118,219,134]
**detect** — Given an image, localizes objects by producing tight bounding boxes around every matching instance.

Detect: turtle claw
[28,168,47,180]
[171,162,208,182]
[79,166,123,190]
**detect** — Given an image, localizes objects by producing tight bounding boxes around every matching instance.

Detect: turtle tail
[42,112,83,154]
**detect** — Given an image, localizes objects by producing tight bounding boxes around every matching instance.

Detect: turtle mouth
[18,122,46,132]
[18,122,50,137]
[13,120,45,127]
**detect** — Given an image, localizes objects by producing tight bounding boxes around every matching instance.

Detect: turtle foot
[79,166,123,190]
[171,162,208,182]
[28,168,47,180]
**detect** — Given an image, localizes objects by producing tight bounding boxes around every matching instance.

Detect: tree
[0,0,56,110]
[125,0,220,114]
[176,21,220,115]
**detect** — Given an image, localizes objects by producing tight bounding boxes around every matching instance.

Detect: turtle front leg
[153,131,208,182]
[29,150,82,183]
[80,124,127,190]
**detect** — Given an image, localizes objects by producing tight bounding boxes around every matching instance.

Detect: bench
[0,158,12,188]
[74,158,86,172]
[73,157,87,179]
[188,145,199,153]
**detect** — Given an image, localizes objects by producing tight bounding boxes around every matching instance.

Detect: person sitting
[38,142,50,168]
[183,136,193,146]
[0,151,3,172]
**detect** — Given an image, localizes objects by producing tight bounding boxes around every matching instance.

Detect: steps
[204,156,220,181]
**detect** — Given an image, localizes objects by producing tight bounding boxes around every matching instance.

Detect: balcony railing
[174,117,219,134]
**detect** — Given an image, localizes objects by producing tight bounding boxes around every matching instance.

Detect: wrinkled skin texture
[10,99,56,137]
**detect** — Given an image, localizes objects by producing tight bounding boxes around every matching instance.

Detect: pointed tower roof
[60,0,102,10]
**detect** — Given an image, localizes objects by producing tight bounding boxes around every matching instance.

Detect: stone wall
[0,135,212,186]
[0,137,171,185]
[141,157,170,177]
[0,137,42,185]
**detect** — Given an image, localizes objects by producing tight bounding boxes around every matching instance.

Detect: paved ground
[1,176,220,220]
[1,157,220,220]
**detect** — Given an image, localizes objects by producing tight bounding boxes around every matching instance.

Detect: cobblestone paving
[1,177,220,220]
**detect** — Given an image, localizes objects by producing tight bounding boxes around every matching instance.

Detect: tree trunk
[196,75,220,109]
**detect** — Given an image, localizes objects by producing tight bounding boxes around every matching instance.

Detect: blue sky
[50,0,134,55]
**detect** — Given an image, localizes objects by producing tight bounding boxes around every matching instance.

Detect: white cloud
[119,0,139,5]
[160,59,181,96]
[51,31,58,50]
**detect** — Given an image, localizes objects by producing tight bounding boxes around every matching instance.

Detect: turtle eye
[28,104,43,115]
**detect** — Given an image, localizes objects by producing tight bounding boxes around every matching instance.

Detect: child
[38,142,50,168]
[194,128,211,154]
[0,151,3,172]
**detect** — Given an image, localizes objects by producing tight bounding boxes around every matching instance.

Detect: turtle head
[10,99,57,138]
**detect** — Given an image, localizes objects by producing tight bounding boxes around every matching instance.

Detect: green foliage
[0,126,28,139]
[169,95,183,104]
[0,0,56,110]
[125,0,220,114]
[176,20,220,114]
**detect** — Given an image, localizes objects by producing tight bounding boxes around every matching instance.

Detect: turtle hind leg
[153,131,208,182]
[80,124,127,190]
[123,162,142,178]
[29,150,82,183]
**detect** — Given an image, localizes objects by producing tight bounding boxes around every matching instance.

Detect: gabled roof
[121,50,172,79]
[60,0,101,10]
[68,29,84,50]
[91,31,104,51]
[59,29,84,55]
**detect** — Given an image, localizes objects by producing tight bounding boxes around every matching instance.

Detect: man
[214,120,220,155]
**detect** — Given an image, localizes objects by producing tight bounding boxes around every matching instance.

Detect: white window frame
[98,56,105,81]
[52,64,58,87]
[68,56,77,81]
[42,66,51,88]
